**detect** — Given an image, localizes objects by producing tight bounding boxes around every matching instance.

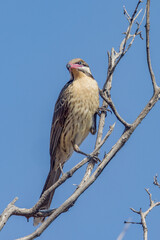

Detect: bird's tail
[33,167,61,226]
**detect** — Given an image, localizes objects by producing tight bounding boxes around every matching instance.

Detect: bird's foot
[34,208,56,218]
[38,209,56,214]
[97,106,112,117]
[72,142,100,163]
[72,143,88,157]
[88,154,101,163]
[59,163,64,175]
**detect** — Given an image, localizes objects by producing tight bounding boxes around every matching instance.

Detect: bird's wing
[49,80,73,168]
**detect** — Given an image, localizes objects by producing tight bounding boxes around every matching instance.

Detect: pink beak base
[69,63,81,69]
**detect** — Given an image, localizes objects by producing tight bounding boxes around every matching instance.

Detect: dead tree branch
[0,0,160,239]
[153,174,160,188]
[128,187,160,240]
[0,123,115,231]
[80,0,146,186]
[145,0,157,91]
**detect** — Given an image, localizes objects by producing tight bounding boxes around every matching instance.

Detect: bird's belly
[55,109,92,170]
[60,107,92,152]
[60,99,97,156]
[58,78,99,166]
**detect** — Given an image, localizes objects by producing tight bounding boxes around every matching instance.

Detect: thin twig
[145,0,158,92]
[153,174,160,188]
[124,221,141,225]
[78,123,115,187]
[145,188,154,206]
[123,5,131,22]
[99,90,131,128]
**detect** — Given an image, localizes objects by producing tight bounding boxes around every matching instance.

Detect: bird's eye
[78,61,82,65]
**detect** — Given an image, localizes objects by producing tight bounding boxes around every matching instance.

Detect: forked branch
[128,186,160,240]
[80,0,145,186]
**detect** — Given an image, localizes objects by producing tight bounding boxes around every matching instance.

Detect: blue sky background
[0,0,160,239]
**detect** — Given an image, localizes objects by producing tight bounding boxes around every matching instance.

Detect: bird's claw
[38,209,56,214]
[87,154,101,163]
[97,106,112,117]
[72,142,100,163]
[72,142,88,157]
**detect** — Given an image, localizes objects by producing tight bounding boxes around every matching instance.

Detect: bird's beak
[66,63,81,71]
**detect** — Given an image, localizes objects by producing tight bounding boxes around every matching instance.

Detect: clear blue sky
[0,0,160,239]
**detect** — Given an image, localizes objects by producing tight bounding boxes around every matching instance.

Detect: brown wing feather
[49,80,73,168]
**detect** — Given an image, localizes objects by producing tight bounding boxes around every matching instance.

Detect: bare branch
[123,5,131,22]
[99,1,146,131]
[130,207,140,214]
[19,92,160,239]
[124,220,141,225]
[78,123,115,187]
[0,198,18,231]
[153,174,160,188]
[140,209,148,240]
[18,86,160,239]
[145,0,158,92]
[0,123,115,232]
[145,188,154,206]
[99,90,131,128]
[103,0,144,96]
[129,186,160,240]
[1,1,160,239]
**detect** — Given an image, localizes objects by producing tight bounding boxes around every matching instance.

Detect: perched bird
[34,58,99,225]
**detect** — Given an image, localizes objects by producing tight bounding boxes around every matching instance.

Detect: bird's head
[66,58,93,79]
